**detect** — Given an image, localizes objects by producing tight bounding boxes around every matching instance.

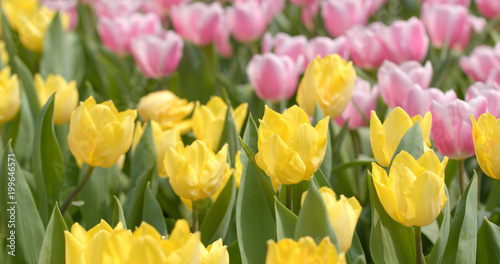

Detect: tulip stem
[192,200,199,232]
[458,159,466,194]
[415,226,423,264]
[60,165,95,215]
[286,184,293,211]
[0,126,6,146]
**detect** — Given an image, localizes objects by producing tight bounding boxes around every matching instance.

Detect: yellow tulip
[1,0,37,31]
[137,90,194,134]
[200,238,230,264]
[0,67,19,125]
[266,236,345,264]
[301,187,361,253]
[67,96,137,168]
[0,41,9,65]
[192,96,248,150]
[235,151,242,188]
[34,74,78,125]
[371,150,448,227]
[165,140,228,200]
[296,54,356,118]
[370,107,432,167]
[255,105,329,185]
[471,113,500,180]
[132,120,182,177]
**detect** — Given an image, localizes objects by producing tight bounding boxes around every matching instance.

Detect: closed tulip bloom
[297,54,356,118]
[383,17,429,64]
[301,187,361,253]
[192,96,248,150]
[403,86,457,117]
[34,74,78,125]
[307,36,350,62]
[165,140,228,200]
[370,107,432,167]
[68,97,137,168]
[227,0,269,43]
[262,32,309,72]
[137,90,194,134]
[430,97,487,159]
[476,0,500,19]
[335,78,379,129]
[131,30,184,78]
[321,0,369,37]
[0,67,20,125]
[154,0,190,12]
[98,13,161,55]
[372,150,448,227]
[378,60,433,108]
[487,68,500,86]
[255,106,329,185]
[266,237,345,264]
[346,23,390,69]
[471,113,500,180]
[1,0,37,31]
[246,53,301,101]
[460,44,500,82]
[466,82,500,118]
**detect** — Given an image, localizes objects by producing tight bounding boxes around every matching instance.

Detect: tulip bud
[266,237,344,263]
[460,44,500,82]
[262,32,309,72]
[466,81,500,118]
[227,0,269,43]
[67,96,137,168]
[402,86,457,117]
[0,67,20,125]
[307,36,350,63]
[382,17,429,64]
[34,74,78,125]
[471,113,500,180]
[321,0,369,37]
[1,0,37,31]
[476,0,500,19]
[346,23,390,69]
[297,54,356,118]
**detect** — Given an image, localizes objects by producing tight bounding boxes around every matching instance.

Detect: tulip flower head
[335,77,379,129]
[307,36,350,63]
[321,0,369,38]
[459,44,500,82]
[34,74,79,125]
[471,113,500,180]
[0,67,20,125]
[266,236,345,264]
[475,0,500,19]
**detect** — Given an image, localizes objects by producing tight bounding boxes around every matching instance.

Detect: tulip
[371,150,448,227]
[67,96,137,168]
[346,23,390,69]
[422,3,472,51]
[137,90,194,134]
[307,36,350,62]
[297,54,356,118]
[192,96,248,150]
[0,67,20,125]
[378,60,433,108]
[466,82,500,118]
[382,17,429,64]
[459,44,500,82]
[471,113,500,180]
[154,0,190,12]
[487,68,500,86]
[98,13,161,55]
[266,237,344,264]
[34,74,79,125]
[301,187,361,253]
[255,106,329,185]
[476,0,500,19]
[131,30,184,78]
[246,53,301,101]
[430,97,487,159]
[370,107,432,167]
[421,0,470,6]
[0,0,37,31]
[300,0,320,30]
[403,86,457,117]
[227,0,269,43]
[93,0,141,18]
[165,140,228,201]
[335,77,379,129]
[262,32,308,72]
[321,0,369,38]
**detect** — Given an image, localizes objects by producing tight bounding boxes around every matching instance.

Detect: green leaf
[476,218,500,263]
[217,105,241,167]
[0,143,44,264]
[313,102,332,178]
[112,196,127,229]
[274,197,297,240]
[227,241,242,264]
[40,13,73,80]
[428,187,451,264]
[236,116,276,264]
[201,175,237,246]
[294,178,339,249]
[143,183,167,236]
[157,178,189,220]
[14,57,40,120]
[388,122,424,170]
[130,121,156,188]
[441,172,478,264]
[314,169,332,189]
[0,6,18,70]
[37,204,68,264]
[368,171,416,264]
[124,165,156,229]
[331,158,375,173]
[9,89,35,169]
[346,233,367,264]
[486,179,500,211]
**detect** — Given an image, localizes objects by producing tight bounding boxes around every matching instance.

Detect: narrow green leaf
[217,106,241,167]
[10,89,35,168]
[486,179,500,211]
[124,165,156,229]
[40,13,73,80]
[441,172,478,264]
[14,57,40,119]
[313,102,332,178]
[346,233,366,264]
[130,121,156,187]
[37,204,68,264]
[314,169,332,189]
[227,241,243,264]
[476,218,500,263]
[112,196,127,229]
[428,187,451,264]
[331,159,375,173]
[0,6,18,70]
[143,183,167,236]
[274,197,297,240]
[388,122,424,170]
[157,178,189,220]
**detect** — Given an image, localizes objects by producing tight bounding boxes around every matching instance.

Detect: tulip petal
[372,163,404,224]
[370,111,391,167]
[383,108,414,159]
[404,171,445,227]
[64,231,86,264]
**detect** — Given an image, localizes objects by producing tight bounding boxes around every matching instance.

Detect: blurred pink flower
[262,32,309,72]
[93,0,141,18]
[382,17,429,64]
[235,0,284,18]
[476,0,500,19]
[307,36,350,62]
[487,68,500,85]
[363,0,387,15]
[227,0,270,42]
[430,97,487,159]
[42,0,78,30]
[466,81,500,118]
[321,0,369,37]
[301,0,320,30]
[421,0,470,7]
[346,23,389,69]
[460,44,500,81]
[131,31,184,78]
[335,77,379,129]
[246,53,301,101]
[98,13,162,55]
[290,0,318,6]
[154,0,190,12]
[403,85,457,116]
[378,60,433,108]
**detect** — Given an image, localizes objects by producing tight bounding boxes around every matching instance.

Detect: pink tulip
[421,0,470,7]
[307,36,350,62]
[93,0,141,18]
[460,44,500,81]
[346,23,390,69]
[430,97,487,159]
[321,0,369,37]
[262,32,309,72]
[290,0,318,6]
[487,68,500,85]
[382,17,429,64]
[422,3,472,51]
[246,53,301,101]
[131,31,184,78]
[234,0,285,18]
[335,78,379,129]
[98,13,162,55]
[378,60,433,108]
[476,0,500,19]
[42,0,78,30]
[301,0,320,30]
[227,0,269,42]
[403,85,457,117]
[154,0,190,12]
[466,81,500,118]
